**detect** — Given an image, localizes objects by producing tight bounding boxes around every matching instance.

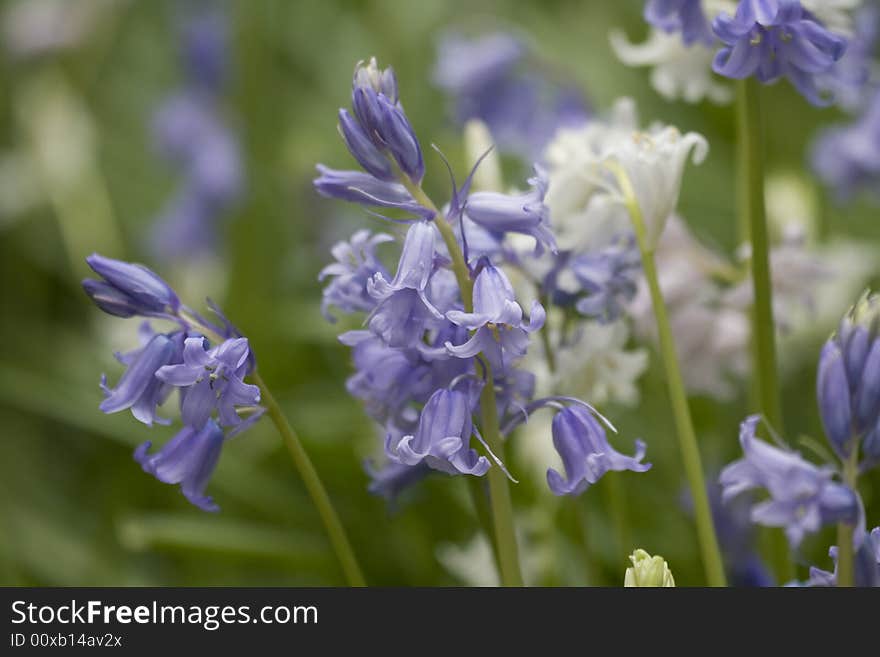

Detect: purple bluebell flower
[83,254,180,318]
[445,261,545,374]
[386,388,491,476]
[156,336,260,428]
[806,527,880,587]
[547,405,651,496]
[348,58,424,184]
[99,326,185,426]
[149,10,242,261]
[180,10,229,95]
[712,1,848,106]
[134,419,225,512]
[571,240,641,323]
[312,165,433,218]
[465,167,556,255]
[645,0,715,46]
[433,32,589,160]
[810,90,880,201]
[817,293,880,464]
[319,229,393,321]
[367,221,444,348]
[817,5,878,112]
[720,415,861,547]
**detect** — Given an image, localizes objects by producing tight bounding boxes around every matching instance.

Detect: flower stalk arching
[181,311,366,587]
[609,162,727,587]
[401,177,525,587]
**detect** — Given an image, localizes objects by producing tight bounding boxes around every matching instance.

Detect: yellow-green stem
[836,451,859,587]
[252,372,366,587]
[612,167,727,587]
[404,180,524,586]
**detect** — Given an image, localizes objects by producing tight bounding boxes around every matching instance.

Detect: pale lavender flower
[312,165,433,217]
[319,229,393,320]
[547,405,650,496]
[712,1,848,106]
[135,419,225,512]
[156,336,260,428]
[367,221,444,348]
[645,0,715,46]
[99,326,185,427]
[445,261,545,374]
[385,388,491,476]
[433,32,589,159]
[465,167,556,255]
[365,459,432,505]
[571,240,641,323]
[720,415,860,547]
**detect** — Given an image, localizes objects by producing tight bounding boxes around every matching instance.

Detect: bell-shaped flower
[624,548,676,587]
[99,326,185,426]
[607,126,708,248]
[134,419,225,512]
[720,415,861,547]
[385,388,490,476]
[312,165,433,217]
[547,405,651,496]
[712,0,848,106]
[445,261,545,374]
[350,58,424,183]
[645,0,715,46]
[156,336,260,428]
[338,108,394,181]
[83,253,180,318]
[367,221,444,348]
[464,167,557,255]
[817,293,880,463]
[365,459,432,505]
[319,229,393,321]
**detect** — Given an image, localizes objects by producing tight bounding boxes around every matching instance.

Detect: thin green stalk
[612,168,727,587]
[404,181,524,586]
[836,451,860,587]
[252,372,366,587]
[737,79,792,582]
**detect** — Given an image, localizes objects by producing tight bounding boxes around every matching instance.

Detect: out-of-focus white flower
[463,119,503,193]
[1,0,120,59]
[610,29,732,104]
[543,98,707,251]
[609,126,708,249]
[629,216,749,399]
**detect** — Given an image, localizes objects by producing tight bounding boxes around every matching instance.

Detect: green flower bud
[624,549,675,587]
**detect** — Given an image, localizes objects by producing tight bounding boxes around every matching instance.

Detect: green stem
[611,167,726,587]
[252,372,366,587]
[737,80,792,583]
[404,180,524,586]
[538,293,557,374]
[836,451,859,587]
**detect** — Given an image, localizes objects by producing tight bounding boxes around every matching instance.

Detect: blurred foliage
[0,0,878,586]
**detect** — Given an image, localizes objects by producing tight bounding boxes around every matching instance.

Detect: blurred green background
[0,0,878,586]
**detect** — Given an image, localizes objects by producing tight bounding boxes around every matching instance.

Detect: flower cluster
[316,58,651,501]
[432,31,590,159]
[720,293,880,552]
[149,10,243,261]
[83,254,263,511]
[614,1,865,107]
